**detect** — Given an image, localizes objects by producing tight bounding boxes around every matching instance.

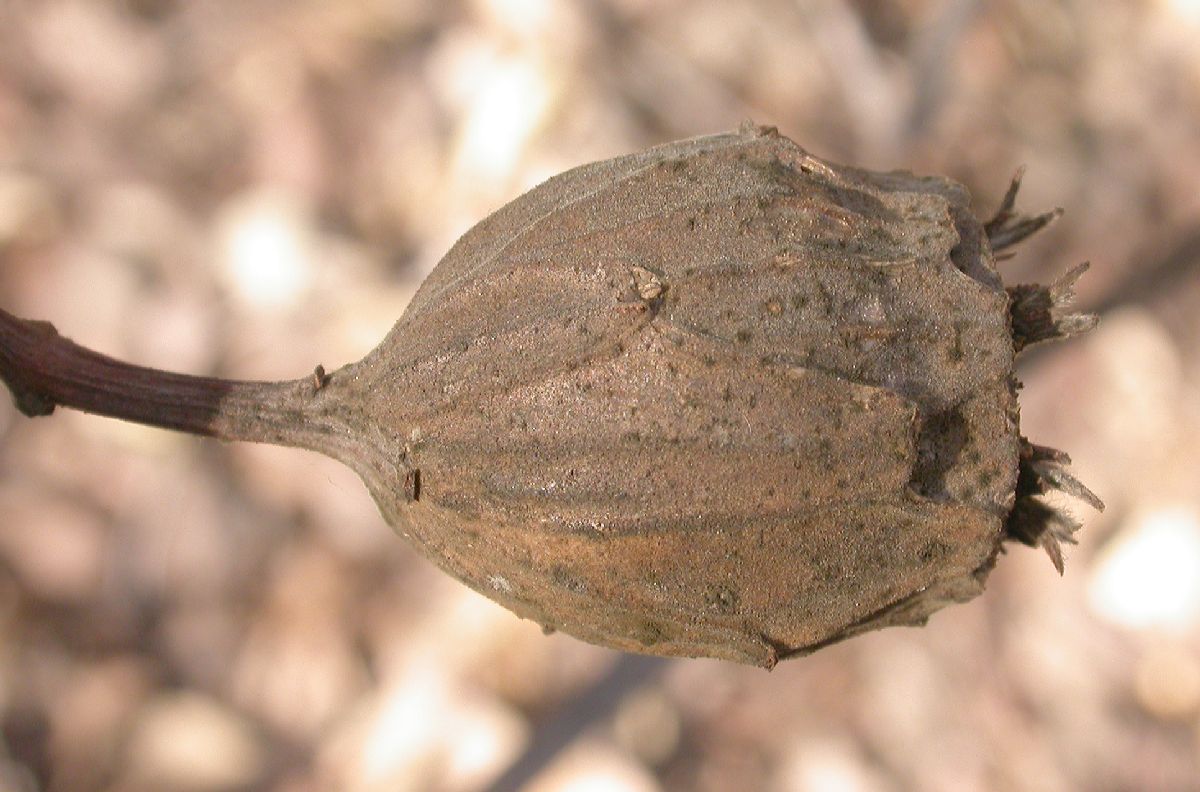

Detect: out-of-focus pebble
[1089,507,1200,632]
[28,1,165,115]
[612,687,681,768]
[319,658,525,792]
[0,170,59,246]
[771,736,893,792]
[122,692,265,792]
[1087,308,1183,454]
[230,542,368,737]
[526,737,662,792]
[216,187,317,311]
[47,657,152,788]
[0,483,105,603]
[85,181,196,266]
[1134,639,1200,720]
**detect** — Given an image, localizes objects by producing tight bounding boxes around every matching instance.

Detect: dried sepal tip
[985,167,1064,252]
[1006,440,1104,574]
[1009,262,1099,352]
[985,172,1096,351]
[1028,454,1105,513]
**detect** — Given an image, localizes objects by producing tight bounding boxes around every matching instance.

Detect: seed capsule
[341,124,1101,667]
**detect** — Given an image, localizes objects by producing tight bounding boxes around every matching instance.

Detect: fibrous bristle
[1040,510,1083,576]
[1006,439,1105,574]
[985,172,1103,573]
[1008,262,1099,352]
[984,173,1098,352]
[985,167,1064,252]
[1028,454,1105,512]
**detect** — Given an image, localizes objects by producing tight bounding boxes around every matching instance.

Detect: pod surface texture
[340,125,1093,667]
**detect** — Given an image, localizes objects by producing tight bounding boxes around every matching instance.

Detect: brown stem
[0,307,346,453]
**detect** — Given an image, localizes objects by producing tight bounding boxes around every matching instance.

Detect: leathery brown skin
[328,125,1101,668]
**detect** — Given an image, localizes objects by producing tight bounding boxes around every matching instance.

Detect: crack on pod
[768,583,932,662]
[908,406,968,501]
[403,467,421,503]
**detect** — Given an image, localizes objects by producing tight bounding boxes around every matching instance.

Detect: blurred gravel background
[2,1,1200,791]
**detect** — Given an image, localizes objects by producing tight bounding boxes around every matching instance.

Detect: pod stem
[0,307,345,452]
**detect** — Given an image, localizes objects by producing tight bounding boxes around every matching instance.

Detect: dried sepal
[1006,439,1103,574]
[985,167,1064,251]
[1009,262,1099,352]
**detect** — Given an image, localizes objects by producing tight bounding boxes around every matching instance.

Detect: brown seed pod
[0,124,1102,668]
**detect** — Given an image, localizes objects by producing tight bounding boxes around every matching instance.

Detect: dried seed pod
[0,124,1102,667]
